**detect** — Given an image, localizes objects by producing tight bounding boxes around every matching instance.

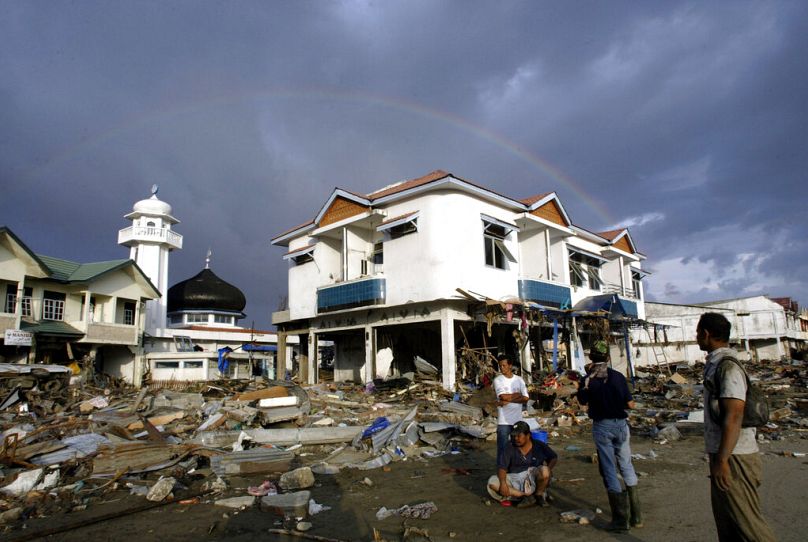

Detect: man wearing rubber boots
[577,340,642,532]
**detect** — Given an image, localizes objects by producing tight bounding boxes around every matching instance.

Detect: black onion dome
[167,268,246,313]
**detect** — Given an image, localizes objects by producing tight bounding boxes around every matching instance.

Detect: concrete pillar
[440,309,456,391]
[308,331,318,385]
[772,312,784,358]
[299,333,309,383]
[363,325,375,384]
[277,331,287,380]
[618,256,625,295]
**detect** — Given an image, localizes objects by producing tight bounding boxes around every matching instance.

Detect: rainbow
[23,87,615,224]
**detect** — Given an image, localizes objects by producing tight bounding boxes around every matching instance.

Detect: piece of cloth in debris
[397,501,438,519]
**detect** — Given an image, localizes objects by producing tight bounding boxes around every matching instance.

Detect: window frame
[481,215,518,270]
[568,249,604,291]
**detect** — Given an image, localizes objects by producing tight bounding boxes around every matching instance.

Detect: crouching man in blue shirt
[487,421,558,508]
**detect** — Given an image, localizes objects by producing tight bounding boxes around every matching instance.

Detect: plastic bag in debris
[309,499,331,515]
[657,425,682,442]
[361,417,390,439]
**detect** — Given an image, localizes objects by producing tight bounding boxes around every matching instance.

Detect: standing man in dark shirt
[577,340,641,533]
[486,421,558,508]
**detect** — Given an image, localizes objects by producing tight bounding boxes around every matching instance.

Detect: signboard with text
[4,330,33,346]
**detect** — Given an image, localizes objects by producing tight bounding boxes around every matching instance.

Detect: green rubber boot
[627,485,643,528]
[606,491,630,533]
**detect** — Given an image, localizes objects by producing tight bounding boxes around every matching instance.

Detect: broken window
[173,335,195,352]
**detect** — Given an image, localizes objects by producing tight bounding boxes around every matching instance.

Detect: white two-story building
[271,170,646,390]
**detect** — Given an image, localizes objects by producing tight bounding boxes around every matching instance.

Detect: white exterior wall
[517,228,549,281]
[601,258,623,290]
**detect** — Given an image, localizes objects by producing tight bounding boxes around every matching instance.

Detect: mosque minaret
[117,185,183,335]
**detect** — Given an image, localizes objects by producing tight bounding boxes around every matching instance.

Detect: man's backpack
[707,355,769,428]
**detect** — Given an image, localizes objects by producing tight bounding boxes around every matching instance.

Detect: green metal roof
[36,255,131,282]
[20,320,84,337]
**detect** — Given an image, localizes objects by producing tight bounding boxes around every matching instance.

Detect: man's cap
[512,421,531,435]
[589,340,609,357]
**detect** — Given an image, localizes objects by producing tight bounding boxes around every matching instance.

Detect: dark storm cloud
[1,0,806,326]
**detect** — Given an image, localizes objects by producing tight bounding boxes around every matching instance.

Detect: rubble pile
[0,356,805,537]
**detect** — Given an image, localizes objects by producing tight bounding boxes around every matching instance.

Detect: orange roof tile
[367,170,450,200]
[518,192,552,206]
[596,228,626,241]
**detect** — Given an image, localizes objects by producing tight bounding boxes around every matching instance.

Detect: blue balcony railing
[318,278,386,313]
[518,279,571,309]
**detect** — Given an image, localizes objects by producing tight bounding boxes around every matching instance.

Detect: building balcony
[82,322,139,345]
[602,282,640,300]
[518,278,572,309]
[118,226,183,250]
[317,277,386,313]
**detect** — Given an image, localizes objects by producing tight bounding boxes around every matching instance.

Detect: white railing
[602,282,639,299]
[118,226,183,249]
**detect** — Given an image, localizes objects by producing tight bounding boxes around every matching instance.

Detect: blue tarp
[217,346,233,372]
[572,294,639,318]
[242,344,277,352]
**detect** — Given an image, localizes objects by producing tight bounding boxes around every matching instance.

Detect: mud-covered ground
[6,425,807,542]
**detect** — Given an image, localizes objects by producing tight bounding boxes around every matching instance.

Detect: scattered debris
[0,356,805,538]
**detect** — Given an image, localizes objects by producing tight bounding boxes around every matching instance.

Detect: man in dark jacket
[577,340,641,532]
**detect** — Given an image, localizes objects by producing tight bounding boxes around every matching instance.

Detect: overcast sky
[2,1,806,328]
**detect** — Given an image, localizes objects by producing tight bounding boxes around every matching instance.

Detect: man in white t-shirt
[697,312,775,542]
[493,354,529,467]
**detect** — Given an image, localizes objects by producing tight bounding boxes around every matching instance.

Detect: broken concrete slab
[192,426,363,448]
[215,495,257,508]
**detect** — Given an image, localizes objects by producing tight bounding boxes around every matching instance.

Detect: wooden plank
[232,386,289,402]
[126,410,186,431]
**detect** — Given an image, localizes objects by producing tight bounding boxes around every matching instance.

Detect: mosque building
[119,187,295,384]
